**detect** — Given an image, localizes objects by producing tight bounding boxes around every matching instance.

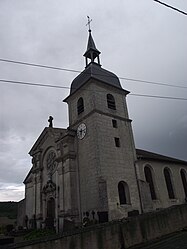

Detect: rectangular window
[112,119,117,128]
[114,137,120,147]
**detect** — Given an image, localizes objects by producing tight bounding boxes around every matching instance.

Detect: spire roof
[86,31,100,53]
[63,20,124,99]
[84,30,101,66]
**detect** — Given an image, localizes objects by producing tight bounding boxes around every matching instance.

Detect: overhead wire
[0,58,80,74]
[1,79,187,101]
[0,58,187,89]
[0,79,70,90]
[130,93,187,101]
[153,0,187,15]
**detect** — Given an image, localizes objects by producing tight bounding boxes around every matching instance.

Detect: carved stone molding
[43,179,56,194]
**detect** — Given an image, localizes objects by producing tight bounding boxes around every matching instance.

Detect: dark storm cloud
[0,0,187,201]
[131,99,187,160]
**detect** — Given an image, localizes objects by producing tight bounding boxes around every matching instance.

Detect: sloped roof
[69,63,124,95]
[136,149,187,165]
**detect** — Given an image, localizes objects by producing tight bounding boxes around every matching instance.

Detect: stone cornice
[56,153,76,163]
[69,108,132,129]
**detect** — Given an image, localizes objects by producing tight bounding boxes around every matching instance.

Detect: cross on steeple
[86,16,92,32]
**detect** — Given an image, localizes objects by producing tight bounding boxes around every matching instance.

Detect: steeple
[63,17,123,97]
[84,17,101,67]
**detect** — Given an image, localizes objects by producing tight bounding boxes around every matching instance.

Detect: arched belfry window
[144,166,157,200]
[107,94,116,110]
[77,97,84,115]
[118,181,130,205]
[164,167,175,199]
[180,169,187,198]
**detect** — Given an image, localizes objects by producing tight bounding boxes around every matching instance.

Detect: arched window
[118,181,130,205]
[107,94,116,110]
[180,169,187,198]
[144,166,157,200]
[164,168,175,199]
[77,97,84,115]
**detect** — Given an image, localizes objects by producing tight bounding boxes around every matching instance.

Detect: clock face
[77,123,87,140]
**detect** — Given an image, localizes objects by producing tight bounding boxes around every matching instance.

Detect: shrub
[24,229,56,241]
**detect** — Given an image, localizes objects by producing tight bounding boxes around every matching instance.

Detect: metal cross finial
[48,116,53,128]
[86,16,92,32]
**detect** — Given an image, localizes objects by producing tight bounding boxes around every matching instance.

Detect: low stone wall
[6,204,187,249]
[121,204,187,247]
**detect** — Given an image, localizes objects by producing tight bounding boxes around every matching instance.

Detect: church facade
[23,30,187,232]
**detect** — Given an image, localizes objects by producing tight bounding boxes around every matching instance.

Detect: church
[23,27,187,232]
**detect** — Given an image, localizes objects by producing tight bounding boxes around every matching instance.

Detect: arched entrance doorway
[46,197,55,229]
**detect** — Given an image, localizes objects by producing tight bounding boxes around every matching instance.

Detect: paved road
[133,231,187,249]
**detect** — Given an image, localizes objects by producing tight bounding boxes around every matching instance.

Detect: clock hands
[77,123,87,139]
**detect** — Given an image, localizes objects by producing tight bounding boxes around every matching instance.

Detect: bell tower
[64,24,141,221]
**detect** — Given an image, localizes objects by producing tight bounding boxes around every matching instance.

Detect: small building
[16,199,26,229]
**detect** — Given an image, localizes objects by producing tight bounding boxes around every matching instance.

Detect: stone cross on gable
[48,116,53,128]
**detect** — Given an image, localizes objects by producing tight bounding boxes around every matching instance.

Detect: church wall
[63,159,76,211]
[92,81,130,120]
[57,163,64,212]
[67,82,94,126]
[137,160,187,211]
[76,120,100,213]
[66,81,141,220]
[58,132,80,224]
[67,79,130,127]
[92,113,141,219]
[87,82,140,219]
[25,133,65,230]
[35,174,42,219]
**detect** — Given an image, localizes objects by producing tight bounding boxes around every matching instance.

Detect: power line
[131,93,187,101]
[1,78,187,101]
[153,0,187,15]
[0,58,80,74]
[0,58,187,90]
[0,79,70,90]
[120,77,187,89]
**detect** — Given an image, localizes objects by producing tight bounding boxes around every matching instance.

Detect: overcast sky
[0,0,187,202]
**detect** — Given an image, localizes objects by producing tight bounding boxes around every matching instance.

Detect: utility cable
[153,0,187,15]
[0,79,187,101]
[0,58,187,89]
[130,93,187,101]
[0,58,80,74]
[0,79,70,90]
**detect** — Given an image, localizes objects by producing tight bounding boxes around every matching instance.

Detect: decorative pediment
[43,179,56,194]
[29,127,66,156]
